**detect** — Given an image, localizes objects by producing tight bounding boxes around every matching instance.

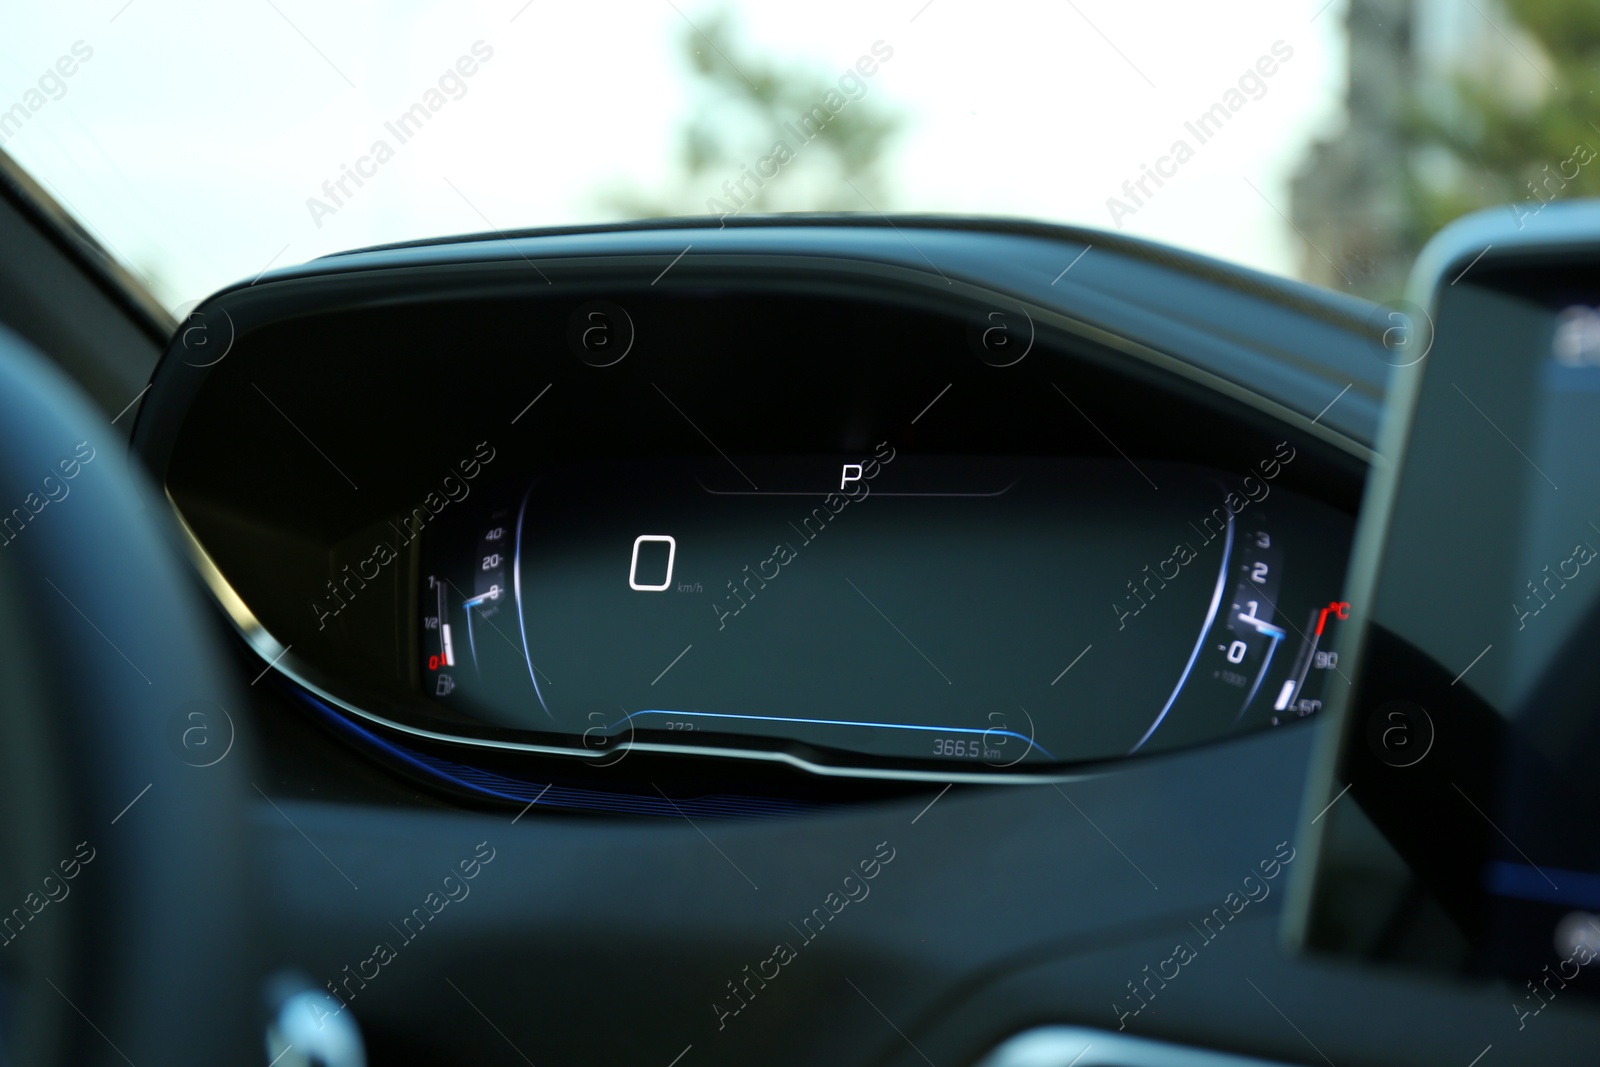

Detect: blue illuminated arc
[1128,512,1235,753]
[1244,618,1286,639]
[512,485,555,720]
[1237,629,1282,722]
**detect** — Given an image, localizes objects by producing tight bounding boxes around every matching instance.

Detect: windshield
[1,1,1588,311]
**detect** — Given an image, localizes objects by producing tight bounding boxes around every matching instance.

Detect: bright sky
[0,0,1349,311]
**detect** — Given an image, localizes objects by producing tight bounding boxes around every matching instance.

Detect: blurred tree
[1406,0,1600,238]
[1291,0,1599,298]
[597,10,904,220]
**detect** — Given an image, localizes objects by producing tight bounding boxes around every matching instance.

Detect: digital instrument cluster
[140,230,1371,784]
[419,450,1352,769]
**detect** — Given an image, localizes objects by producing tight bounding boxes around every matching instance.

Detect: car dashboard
[119,216,1565,1067]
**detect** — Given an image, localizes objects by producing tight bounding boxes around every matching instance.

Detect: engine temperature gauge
[1270,599,1349,722]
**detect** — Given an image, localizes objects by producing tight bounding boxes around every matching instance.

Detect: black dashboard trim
[321,212,1379,341]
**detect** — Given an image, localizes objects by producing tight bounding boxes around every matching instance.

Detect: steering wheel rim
[0,325,259,1065]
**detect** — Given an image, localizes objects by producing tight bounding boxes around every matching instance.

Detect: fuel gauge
[423,574,457,696]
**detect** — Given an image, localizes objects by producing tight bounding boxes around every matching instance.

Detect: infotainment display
[1296,205,1600,995]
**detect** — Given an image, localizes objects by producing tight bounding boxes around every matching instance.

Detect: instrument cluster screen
[417,448,1352,770]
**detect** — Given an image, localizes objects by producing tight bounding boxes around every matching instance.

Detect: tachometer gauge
[1222,521,1287,719]
[1176,507,1349,741]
